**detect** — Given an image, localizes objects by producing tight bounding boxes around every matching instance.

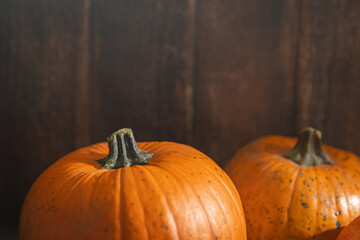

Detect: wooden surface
[1,0,360,229]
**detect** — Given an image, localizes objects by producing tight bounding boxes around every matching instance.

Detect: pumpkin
[19,128,246,240]
[225,127,360,240]
[337,215,360,240]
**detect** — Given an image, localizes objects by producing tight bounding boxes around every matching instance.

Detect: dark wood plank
[194,0,300,165]
[0,0,20,224]
[295,0,360,155]
[0,225,17,240]
[74,0,92,148]
[0,0,91,224]
[327,0,360,153]
[295,0,338,130]
[89,0,195,144]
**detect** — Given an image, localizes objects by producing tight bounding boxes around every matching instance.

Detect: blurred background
[1,0,360,237]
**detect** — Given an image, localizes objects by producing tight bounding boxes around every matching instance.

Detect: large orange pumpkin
[225,127,360,240]
[19,128,246,240]
[337,215,360,240]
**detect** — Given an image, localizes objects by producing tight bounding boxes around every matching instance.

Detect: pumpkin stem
[97,128,152,170]
[282,127,333,166]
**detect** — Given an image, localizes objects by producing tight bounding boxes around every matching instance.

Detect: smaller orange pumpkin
[337,215,360,240]
[226,127,360,239]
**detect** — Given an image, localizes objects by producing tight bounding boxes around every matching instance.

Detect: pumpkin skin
[337,216,360,240]
[19,129,246,240]
[225,128,360,240]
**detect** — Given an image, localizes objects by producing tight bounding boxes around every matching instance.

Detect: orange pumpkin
[337,215,360,240]
[225,127,360,239]
[19,128,246,240]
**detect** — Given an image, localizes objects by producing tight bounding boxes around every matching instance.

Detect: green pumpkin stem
[282,127,333,166]
[97,128,152,170]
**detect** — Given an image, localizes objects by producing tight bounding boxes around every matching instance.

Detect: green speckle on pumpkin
[336,221,341,229]
[301,202,309,208]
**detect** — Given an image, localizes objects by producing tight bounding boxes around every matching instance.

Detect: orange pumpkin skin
[225,128,360,240]
[19,130,246,240]
[337,216,360,240]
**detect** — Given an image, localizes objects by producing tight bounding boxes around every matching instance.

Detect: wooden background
[1,0,360,232]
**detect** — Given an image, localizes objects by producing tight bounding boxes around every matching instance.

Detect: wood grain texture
[193,0,298,164]
[294,0,360,151]
[89,0,195,144]
[75,0,92,148]
[1,0,360,230]
[0,0,90,224]
[295,0,338,129]
[326,0,360,151]
[0,0,20,224]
